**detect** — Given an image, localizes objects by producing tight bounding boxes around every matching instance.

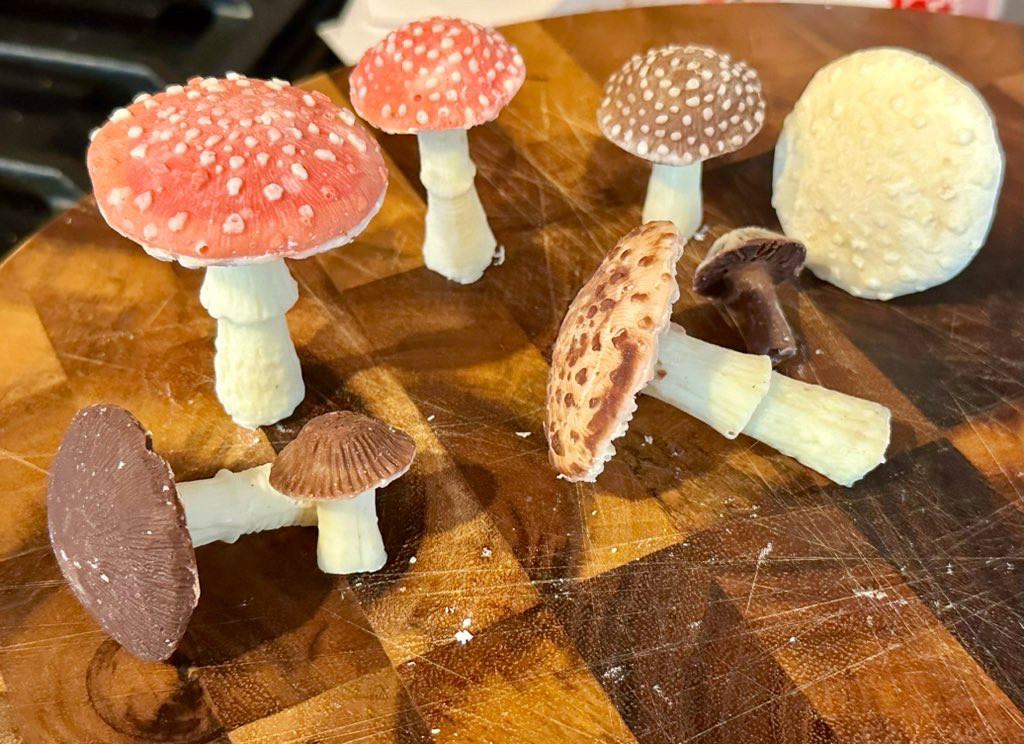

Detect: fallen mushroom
[544,221,890,486]
[270,411,416,575]
[47,404,317,661]
[87,75,389,427]
[693,227,806,365]
[349,16,525,284]
[773,47,1004,300]
[597,45,765,238]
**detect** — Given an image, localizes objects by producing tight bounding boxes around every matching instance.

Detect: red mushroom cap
[349,16,525,134]
[87,75,389,267]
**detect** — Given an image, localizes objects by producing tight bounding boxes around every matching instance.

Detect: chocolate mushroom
[693,227,806,365]
[350,16,525,284]
[87,75,389,428]
[597,45,765,238]
[270,411,416,575]
[47,404,316,661]
[544,221,891,487]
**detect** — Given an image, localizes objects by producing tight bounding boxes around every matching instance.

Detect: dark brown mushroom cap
[47,404,198,662]
[545,221,683,482]
[270,411,416,500]
[693,227,806,298]
[597,45,765,166]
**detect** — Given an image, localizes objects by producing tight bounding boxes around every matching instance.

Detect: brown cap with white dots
[597,45,766,166]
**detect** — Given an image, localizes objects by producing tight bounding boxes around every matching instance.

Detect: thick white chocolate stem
[315,490,387,575]
[645,324,772,438]
[177,463,317,547]
[200,260,304,428]
[642,162,703,240]
[417,128,498,284]
[743,373,891,487]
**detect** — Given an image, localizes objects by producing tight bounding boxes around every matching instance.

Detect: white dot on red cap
[205,135,221,147]
[427,48,439,61]
[263,183,283,201]
[227,177,242,196]
[134,191,152,211]
[303,94,316,107]
[307,122,319,135]
[159,130,173,141]
[478,93,490,107]
[242,136,256,148]
[143,99,157,110]
[290,163,308,180]
[704,126,715,137]
[685,78,699,91]
[654,129,665,138]
[110,108,131,122]
[429,91,441,102]
[228,155,244,170]
[702,107,714,121]
[198,116,212,126]
[468,58,479,74]
[451,70,462,83]
[682,114,693,126]
[222,214,244,234]
[130,144,147,160]
[174,142,187,155]
[199,151,215,166]
[685,96,699,107]
[670,131,682,141]
[687,135,697,145]
[314,148,335,161]
[282,144,297,157]
[143,223,158,241]
[401,59,413,72]
[397,103,408,116]
[127,126,143,138]
[347,133,367,152]
[298,204,314,220]
[107,187,131,206]
[610,123,622,136]
[168,113,183,124]
[699,143,710,157]
[168,212,187,232]
[256,152,269,165]
[288,127,302,139]
[186,90,200,100]
[267,128,281,143]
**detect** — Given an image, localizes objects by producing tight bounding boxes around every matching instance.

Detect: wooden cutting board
[0,4,1021,742]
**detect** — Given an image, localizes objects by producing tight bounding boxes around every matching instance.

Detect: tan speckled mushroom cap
[545,221,683,482]
[597,45,765,166]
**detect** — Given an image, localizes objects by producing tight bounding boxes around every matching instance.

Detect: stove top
[0,0,345,252]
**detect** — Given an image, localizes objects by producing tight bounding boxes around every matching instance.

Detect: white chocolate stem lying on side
[742,373,891,487]
[645,324,772,438]
[177,463,317,547]
[200,260,305,428]
[644,324,890,486]
[641,162,703,240]
[315,490,387,575]
[417,128,498,284]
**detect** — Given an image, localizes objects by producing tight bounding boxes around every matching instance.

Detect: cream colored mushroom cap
[772,47,1004,300]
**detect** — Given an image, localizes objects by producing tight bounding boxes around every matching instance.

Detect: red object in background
[891,0,953,10]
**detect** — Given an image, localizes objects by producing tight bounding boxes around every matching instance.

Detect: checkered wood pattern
[0,4,1021,742]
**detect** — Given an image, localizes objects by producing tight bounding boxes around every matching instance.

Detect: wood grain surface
[0,4,1022,742]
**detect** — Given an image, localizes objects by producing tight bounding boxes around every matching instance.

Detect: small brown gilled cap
[597,45,765,165]
[270,411,416,500]
[693,227,806,297]
[545,221,683,481]
[47,405,198,662]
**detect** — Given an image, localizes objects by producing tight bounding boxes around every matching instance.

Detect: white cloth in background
[318,0,1007,65]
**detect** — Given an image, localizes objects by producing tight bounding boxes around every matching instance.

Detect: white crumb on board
[692,223,710,241]
[854,589,888,600]
[515,431,531,438]
[480,546,492,558]
[454,629,473,644]
[426,415,435,422]
[493,245,505,265]
[409,556,417,564]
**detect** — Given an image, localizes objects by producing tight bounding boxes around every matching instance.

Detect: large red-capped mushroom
[87,74,388,428]
[350,16,525,284]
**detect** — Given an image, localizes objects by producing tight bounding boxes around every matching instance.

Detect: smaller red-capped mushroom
[87,75,388,428]
[47,404,317,661]
[694,227,806,365]
[350,16,525,284]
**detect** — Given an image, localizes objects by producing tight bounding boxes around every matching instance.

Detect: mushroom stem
[720,263,799,364]
[200,259,305,428]
[644,324,772,438]
[417,128,498,284]
[177,463,317,548]
[743,373,891,487]
[642,163,703,239]
[314,489,387,574]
